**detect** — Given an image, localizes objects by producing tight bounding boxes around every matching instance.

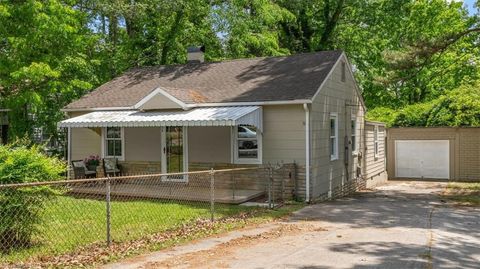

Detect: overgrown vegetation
[1,0,480,141]
[367,82,480,127]
[0,145,65,252]
[443,182,480,206]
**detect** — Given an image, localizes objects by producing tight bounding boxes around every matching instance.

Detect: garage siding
[387,127,480,181]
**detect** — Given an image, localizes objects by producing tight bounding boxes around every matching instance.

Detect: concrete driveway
[104,181,480,269]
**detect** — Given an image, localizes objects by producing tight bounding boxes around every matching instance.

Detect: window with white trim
[351,116,357,153]
[104,127,124,159]
[234,125,262,164]
[374,125,379,158]
[330,114,338,160]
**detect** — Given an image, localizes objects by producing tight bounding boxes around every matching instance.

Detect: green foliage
[1,0,480,139]
[0,145,64,252]
[0,0,100,140]
[393,102,436,127]
[368,82,480,127]
[216,0,294,58]
[365,107,398,127]
[427,84,480,126]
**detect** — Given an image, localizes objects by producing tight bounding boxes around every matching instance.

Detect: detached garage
[387,127,480,181]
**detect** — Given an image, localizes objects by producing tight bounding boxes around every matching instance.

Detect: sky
[462,0,478,15]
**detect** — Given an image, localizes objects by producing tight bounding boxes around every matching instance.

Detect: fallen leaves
[3,212,261,269]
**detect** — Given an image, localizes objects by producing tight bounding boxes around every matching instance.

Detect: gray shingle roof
[65,50,343,109]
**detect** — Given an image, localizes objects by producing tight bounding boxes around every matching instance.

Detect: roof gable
[65,51,344,110]
[134,88,186,110]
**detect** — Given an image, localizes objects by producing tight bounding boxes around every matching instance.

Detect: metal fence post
[210,168,215,222]
[232,167,236,201]
[106,177,112,247]
[268,167,273,209]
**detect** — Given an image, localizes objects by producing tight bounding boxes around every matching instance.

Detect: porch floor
[69,183,265,204]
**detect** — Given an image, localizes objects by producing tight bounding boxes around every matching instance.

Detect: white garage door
[395,140,450,179]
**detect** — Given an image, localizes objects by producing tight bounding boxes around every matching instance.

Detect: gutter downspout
[303,103,310,203]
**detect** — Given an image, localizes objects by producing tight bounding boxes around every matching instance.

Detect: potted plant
[84,155,100,171]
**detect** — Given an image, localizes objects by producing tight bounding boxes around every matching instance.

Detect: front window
[234,125,261,164]
[330,114,338,160]
[105,127,123,159]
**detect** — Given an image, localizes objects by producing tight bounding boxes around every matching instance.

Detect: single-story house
[59,50,387,202]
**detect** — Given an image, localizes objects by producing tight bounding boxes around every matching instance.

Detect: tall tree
[0,0,101,143]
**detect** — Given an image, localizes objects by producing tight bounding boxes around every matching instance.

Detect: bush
[366,107,398,127]
[427,86,480,127]
[394,102,435,127]
[0,145,65,252]
[367,82,480,127]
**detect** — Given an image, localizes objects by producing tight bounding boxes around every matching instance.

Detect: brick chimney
[187,46,205,63]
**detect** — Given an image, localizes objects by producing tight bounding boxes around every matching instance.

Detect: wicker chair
[102,158,122,177]
[71,160,97,179]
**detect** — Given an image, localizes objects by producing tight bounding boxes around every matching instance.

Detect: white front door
[161,126,188,181]
[395,140,450,179]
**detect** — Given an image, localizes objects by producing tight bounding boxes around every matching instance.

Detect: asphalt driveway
[104,181,480,269]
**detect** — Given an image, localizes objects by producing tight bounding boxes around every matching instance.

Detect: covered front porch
[59,106,266,204]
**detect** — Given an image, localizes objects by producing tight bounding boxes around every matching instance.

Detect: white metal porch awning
[58,106,263,130]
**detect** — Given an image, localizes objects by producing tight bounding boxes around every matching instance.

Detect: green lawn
[445,182,480,206]
[1,195,262,263]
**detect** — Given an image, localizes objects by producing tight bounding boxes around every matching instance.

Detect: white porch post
[184,126,189,173]
[67,127,72,179]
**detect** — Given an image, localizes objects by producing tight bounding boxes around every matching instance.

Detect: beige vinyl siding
[188,127,231,163]
[138,93,183,110]
[364,123,386,179]
[124,127,162,162]
[71,127,101,160]
[310,56,365,199]
[262,105,306,164]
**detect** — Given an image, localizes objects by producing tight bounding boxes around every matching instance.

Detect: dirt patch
[146,223,327,269]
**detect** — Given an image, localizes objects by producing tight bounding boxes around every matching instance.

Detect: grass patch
[0,194,303,267]
[444,182,480,206]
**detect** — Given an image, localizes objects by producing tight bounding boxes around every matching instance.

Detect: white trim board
[62,100,312,112]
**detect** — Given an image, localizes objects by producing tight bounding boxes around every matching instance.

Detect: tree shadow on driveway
[288,183,480,269]
[327,239,479,269]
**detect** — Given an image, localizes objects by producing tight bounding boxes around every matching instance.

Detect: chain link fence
[0,166,283,265]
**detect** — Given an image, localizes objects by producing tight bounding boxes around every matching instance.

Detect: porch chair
[71,160,97,179]
[102,158,122,177]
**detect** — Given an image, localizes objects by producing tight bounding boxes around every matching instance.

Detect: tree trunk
[108,15,118,48]
[319,0,345,50]
[160,10,185,65]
